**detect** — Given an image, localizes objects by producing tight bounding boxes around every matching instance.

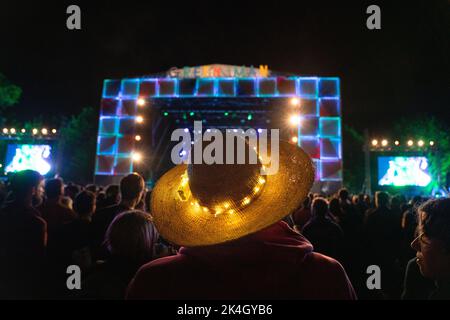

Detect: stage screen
[4,144,52,175]
[378,156,432,187]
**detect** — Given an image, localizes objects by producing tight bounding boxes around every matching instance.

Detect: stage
[94,65,342,194]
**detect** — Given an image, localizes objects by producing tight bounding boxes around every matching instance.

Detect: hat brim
[150,141,315,247]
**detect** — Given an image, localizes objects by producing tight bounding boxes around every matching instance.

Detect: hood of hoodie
[179,221,313,266]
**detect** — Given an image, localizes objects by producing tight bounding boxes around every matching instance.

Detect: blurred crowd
[0,170,449,300]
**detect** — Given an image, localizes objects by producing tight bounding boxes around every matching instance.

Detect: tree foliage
[393,116,450,189]
[0,73,22,111]
[58,107,98,184]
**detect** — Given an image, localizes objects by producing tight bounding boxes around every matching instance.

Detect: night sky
[1,1,448,134]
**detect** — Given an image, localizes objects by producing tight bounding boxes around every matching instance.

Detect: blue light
[120,79,140,98]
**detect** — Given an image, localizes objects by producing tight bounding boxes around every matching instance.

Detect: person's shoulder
[305,251,343,270]
[59,203,74,212]
[126,254,188,299]
[365,207,378,219]
[92,204,119,220]
[139,253,188,273]
[302,252,356,299]
[302,252,350,281]
[327,219,344,232]
[29,209,47,230]
[134,254,192,281]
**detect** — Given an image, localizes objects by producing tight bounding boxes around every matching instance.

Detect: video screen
[378,156,431,187]
[4,144,52,176]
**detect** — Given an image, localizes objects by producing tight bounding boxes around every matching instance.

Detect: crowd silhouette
[0,169,449,300]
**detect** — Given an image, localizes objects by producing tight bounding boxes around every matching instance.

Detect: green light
[224,112,229,116]
[190,112,195,116]
[183,114,187,120]
[247,114,252,120]
[163,112,169,116]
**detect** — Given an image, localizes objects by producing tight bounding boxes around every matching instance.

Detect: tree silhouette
[58,107,98,184]
[0,73,22,112]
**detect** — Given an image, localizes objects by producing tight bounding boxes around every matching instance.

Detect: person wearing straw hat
[127,139,356,299]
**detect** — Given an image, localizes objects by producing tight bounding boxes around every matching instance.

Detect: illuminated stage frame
[95,75,342,192]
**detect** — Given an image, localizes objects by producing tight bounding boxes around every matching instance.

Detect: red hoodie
[126,221,356,300]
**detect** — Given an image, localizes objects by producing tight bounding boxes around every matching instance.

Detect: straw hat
[151,140,314,246]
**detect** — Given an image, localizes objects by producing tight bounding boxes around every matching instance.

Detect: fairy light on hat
[178,170,267,217]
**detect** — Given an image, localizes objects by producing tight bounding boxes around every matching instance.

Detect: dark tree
[59,107,98,184]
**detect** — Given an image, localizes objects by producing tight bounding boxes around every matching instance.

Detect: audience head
[44,178,64,200]
[120,173,145,205]
[391,195,401,209]
[312,197,329,219]
[302,196,311,209]
[364,194,371,206]
[412,198,450,281]
[375,191,389,208]
[398,194,407,205]
[106,184,120,203]
[60,196,73,209]
[144,189,152,213]
[65,183,81,201]
[338,188,349,201]
[10,170,44,203]
[358,193,365,204]
[105,210,158,263]
[329,198,342,216]
[85,184,98,194]
[412,195,423,206]
[74,190,96,220]
[96,192,106,204]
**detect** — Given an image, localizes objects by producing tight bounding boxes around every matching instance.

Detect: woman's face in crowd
[411,211,450,281]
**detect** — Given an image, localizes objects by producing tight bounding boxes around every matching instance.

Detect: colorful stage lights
[290,97,300,106]
[132,152,142,162]
[96,75,342,184]
[136,116,144,123]
[370,138,435,149]
[289,114,301,126]
[137,98,146,106]
[1,127,59,136]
